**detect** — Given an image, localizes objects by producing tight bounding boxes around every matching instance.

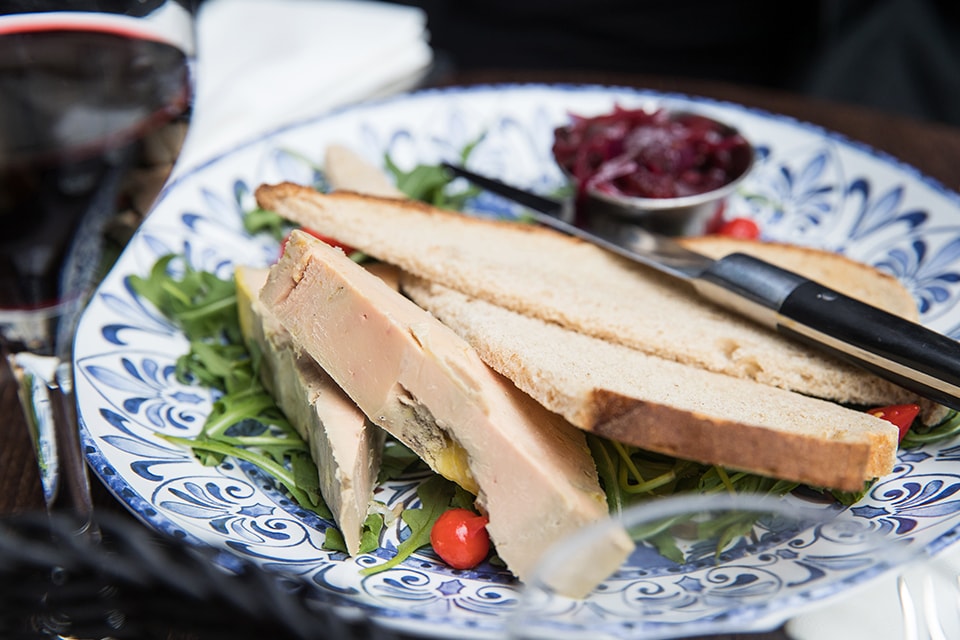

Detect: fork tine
[6,350,99,543]
[899,575,921,640]
[923,573,949,640]
[51,361,100,542]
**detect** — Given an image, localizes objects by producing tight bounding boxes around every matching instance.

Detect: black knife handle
[778,281,960,410]
[696,253,960,410]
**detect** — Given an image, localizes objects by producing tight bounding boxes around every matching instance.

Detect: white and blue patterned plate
[74,85,960,638]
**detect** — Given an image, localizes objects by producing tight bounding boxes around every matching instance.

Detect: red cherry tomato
[430,508,490,570]
[716,217,761,239]
[280,227,358,257]
[301,227,358,254]
[868,403,920,441]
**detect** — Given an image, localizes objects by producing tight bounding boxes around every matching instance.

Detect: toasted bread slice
[323,144,406,199]
[254,184,921,407]
[402,276,899,492]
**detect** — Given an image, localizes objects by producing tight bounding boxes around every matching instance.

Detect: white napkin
[176,0,432,173]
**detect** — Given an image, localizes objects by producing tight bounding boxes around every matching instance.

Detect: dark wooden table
[3,71,959,639]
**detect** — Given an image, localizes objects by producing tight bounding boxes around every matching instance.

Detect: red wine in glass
[0,15,193,357]
[0,6,195,530]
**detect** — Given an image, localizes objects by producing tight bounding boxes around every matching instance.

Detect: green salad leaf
[130,254,241,349]
[902,409,960,448]
[243,207,290,241]
[586,433,802,560]
[324,513,385,554]
[377,437,428,483]
[384,136,483,209]
[360,475,475,576]
[587,434,798,512]
[132,255,331,519]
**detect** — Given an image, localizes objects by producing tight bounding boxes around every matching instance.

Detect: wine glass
[507,492,922,640]
[0,1,197,533]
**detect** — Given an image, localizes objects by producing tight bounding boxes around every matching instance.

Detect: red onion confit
[552,106,751,200]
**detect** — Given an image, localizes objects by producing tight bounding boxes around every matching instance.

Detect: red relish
[552,106,752,200]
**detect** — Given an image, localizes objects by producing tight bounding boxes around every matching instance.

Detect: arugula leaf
[243,207,290,241]
[136,254,332,518]
[359,513,386,554]
[323,512,387,555]
[323,504,384,553]
[291,449,322,502]
[707,515,758,559]
[203,387,285,438]
[829,482,873,506]
[360,475,469,576]
[377,437,426,483]
[163,434,330,518]
[647,529,685,564]
[130,256,254,393]
[129,255,241,346]
[384,136,483,210]
[587,435,623,514]
[389,163,454,204]
[323,527,348,553]
[586,432,803,563]
[902,409,960,448]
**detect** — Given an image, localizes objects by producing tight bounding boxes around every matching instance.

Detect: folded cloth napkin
[176,0,432,173]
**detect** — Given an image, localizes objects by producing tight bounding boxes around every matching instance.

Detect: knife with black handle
[443,162,960,410]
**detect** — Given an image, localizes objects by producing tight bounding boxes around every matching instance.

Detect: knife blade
[443,162,960,411]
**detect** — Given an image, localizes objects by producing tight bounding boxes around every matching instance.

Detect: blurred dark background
[389,0,960,127]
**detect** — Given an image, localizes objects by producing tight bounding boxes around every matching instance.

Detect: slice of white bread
[402,276,899,492]
[259,231,634,595]
[236,266,384,556]
[323,144,406,199]
[253,184,921,408]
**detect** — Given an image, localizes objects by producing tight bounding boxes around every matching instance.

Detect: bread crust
[586,390,879,491]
